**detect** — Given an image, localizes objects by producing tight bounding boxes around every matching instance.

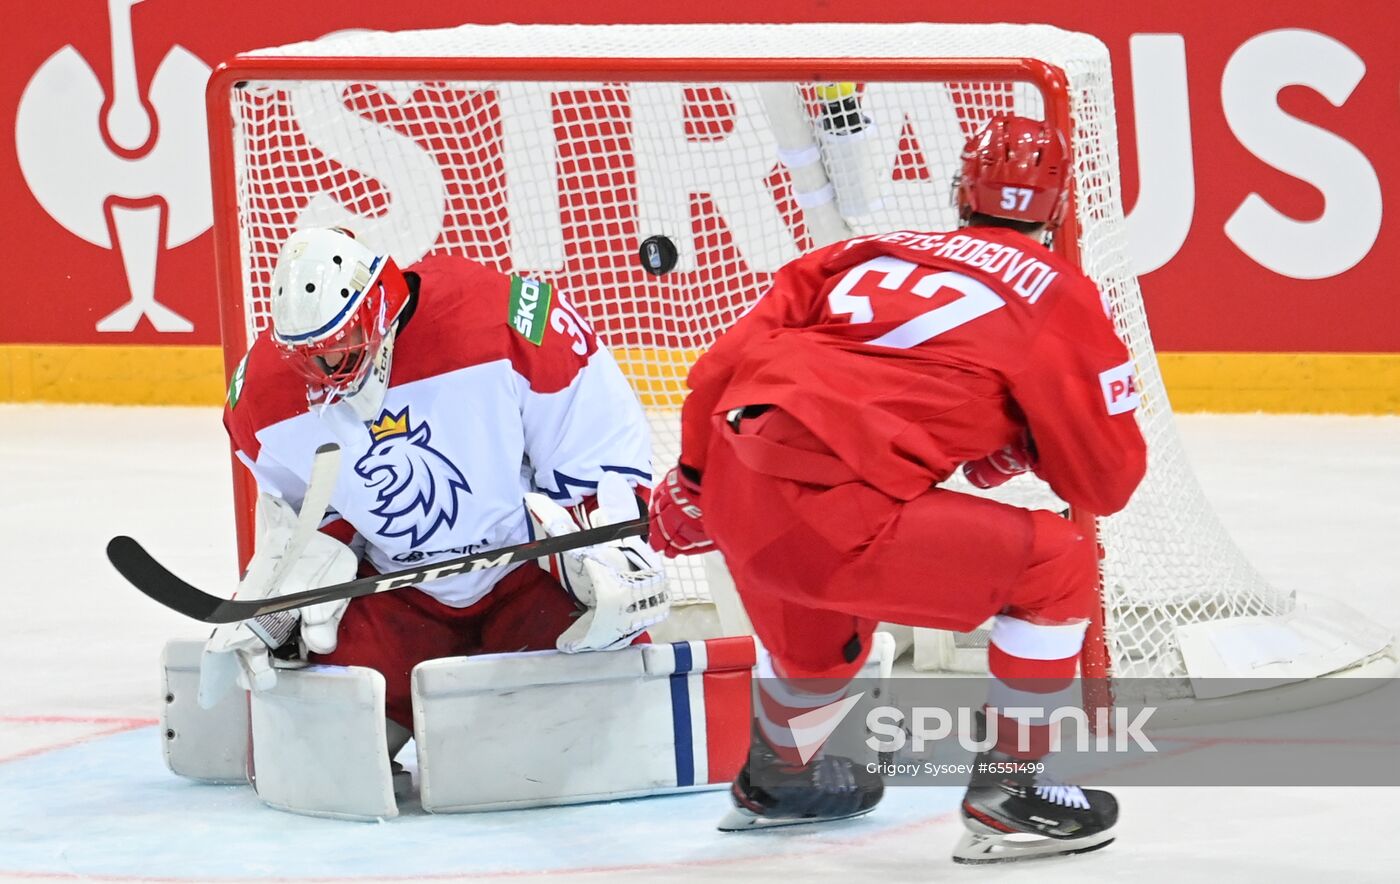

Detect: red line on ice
[0,715,156,765]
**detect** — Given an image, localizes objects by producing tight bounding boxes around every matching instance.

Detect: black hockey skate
[717,735,884,832]
[953,749,1117,864]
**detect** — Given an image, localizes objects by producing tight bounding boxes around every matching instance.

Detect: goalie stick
[263,441,342,594]
[107,513,648,625]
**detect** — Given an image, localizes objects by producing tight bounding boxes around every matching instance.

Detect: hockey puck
[638,235,679,276]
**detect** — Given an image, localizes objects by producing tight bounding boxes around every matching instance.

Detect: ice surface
[2,405,1397,882]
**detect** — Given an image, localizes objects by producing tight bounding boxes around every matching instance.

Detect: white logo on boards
[14,0,212,333]
[15,15,1379,337]
[1125,30,1381,278]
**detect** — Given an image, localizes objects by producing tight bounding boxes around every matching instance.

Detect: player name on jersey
[845,230,1060,303]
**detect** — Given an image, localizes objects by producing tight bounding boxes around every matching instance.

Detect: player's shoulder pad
[398,254,598,393]
[504,273,600,393]
[505,274,554,347]
[226,352,249,411]
[223,333,312,456]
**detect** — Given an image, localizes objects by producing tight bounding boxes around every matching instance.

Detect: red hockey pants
[309,562,579,729]
[703,407,1098,681]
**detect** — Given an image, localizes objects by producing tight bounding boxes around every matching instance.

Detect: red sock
[985,614,1087,759]
[753,652,855,767]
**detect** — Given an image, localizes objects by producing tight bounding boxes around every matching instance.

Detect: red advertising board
[3,0,1398,356]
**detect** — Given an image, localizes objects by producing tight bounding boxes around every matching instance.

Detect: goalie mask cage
[207,22,1394,720]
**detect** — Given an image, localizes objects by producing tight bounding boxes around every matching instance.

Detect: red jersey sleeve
[1008,283,1148,516]
[220,338,313,502]
[679,243,841,474]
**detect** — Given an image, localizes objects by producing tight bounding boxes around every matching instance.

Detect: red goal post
[204,23,1393,717]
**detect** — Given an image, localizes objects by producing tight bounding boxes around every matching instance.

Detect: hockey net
[209,23,1392,708]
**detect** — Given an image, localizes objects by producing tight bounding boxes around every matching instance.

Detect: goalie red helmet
[955,115,1071,229]
[269,227,410,408]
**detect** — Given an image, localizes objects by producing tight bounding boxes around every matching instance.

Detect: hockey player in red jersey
[650,115,1147,861]
[201,227,669,759]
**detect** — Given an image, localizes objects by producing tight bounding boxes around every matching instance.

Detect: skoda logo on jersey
[355,407,471,546]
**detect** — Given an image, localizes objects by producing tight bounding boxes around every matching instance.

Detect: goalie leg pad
[161,639,250,783]
[411,636,755,812]
[249,664,397,821]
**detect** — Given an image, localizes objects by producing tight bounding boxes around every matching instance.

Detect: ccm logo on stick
[1099,362,1141,415]
[375,553,514,593]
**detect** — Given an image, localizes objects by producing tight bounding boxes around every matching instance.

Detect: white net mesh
[217,23,1294,682]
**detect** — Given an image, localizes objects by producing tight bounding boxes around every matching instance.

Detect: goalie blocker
[162,636,756,819]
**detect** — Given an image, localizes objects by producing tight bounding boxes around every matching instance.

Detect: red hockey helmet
[955,115,1071,229]
[269,227,411,403]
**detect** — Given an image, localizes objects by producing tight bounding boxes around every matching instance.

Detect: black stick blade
[106,535,225,622]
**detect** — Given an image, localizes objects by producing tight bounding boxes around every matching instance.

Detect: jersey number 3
[826,256,1006,349]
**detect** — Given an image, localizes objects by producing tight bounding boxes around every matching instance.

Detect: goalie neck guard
[269,227,410,415]
[955,115,1070,230]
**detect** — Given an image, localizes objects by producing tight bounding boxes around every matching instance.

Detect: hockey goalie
[197,226,672,792]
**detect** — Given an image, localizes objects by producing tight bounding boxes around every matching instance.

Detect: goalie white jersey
[224,254,653,607]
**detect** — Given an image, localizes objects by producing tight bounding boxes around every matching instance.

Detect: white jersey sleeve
[518,344,653,504]
[233,447,308,510]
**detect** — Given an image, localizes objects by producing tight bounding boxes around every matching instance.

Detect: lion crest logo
[355,407,471,546]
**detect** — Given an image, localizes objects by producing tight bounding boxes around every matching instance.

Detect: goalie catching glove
[197,493,357,708]
[526,472,670,653]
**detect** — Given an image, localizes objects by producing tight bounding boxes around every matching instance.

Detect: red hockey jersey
[680,228,1147,516]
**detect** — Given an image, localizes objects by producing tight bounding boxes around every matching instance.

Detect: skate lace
[1034,782,1090,810]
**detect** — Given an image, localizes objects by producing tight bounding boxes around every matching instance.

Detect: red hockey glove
[963,441,1037,490]
[648,465,714,557]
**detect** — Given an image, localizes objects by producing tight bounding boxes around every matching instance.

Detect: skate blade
[951,827,1115,864]
[717,804,877,832]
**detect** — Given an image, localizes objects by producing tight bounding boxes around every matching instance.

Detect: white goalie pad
[161,639,250,783]
[248,664,397,821]
[411,636,756,812]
